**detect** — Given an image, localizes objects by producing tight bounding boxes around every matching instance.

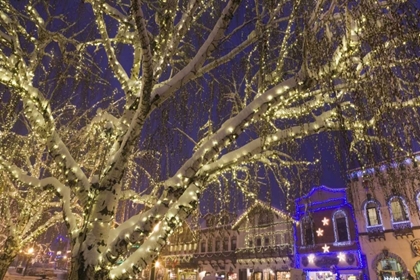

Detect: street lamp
[23,247,35,276]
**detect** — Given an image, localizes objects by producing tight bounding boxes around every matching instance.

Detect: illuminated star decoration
[337,252,345,262]
[308,254,315,263]
[322,217,330,226]
[316,228,324,236]
[322,244,330,253]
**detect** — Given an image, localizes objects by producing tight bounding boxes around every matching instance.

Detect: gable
[232,200,292,229]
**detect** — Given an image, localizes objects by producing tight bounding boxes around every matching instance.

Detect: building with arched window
[348,158,420,280]
[294,186,368,280]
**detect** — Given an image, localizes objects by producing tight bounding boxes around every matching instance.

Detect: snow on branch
[109,183,200,278]
[0,64,91,204]
[0,156,77,235]
[21,212,63,244]
[119,190,157,207]
[151,0,242,107]
[164,74,300,188]
[198,109,337,176]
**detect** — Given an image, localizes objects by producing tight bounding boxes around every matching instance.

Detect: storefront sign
[411,238,420,256]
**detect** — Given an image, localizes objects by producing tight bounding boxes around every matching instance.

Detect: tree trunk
[0,253,15,280]
[0,236,18,280]
[68,253,111,280]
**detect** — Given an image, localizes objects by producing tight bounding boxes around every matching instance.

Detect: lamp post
[150,260,160,280]
[23,247,35,276]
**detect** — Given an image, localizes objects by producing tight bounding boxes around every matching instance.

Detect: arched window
[365,201,382,227]
[333,210,350,244]
[389,196,409,223]
[301,215,314,246]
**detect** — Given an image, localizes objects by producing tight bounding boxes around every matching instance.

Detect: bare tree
[0,0,419,279]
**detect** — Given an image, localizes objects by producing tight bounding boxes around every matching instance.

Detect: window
[333,210,349,243]
[301,216,314,246]
[201,241,206,253]
[336,218,348,241]
[248,239,253,247]
[389,196,409,223]
[215,239,221,252]
[264,236,270,246]
[366,201,381,226]
[207,239,213,252]
[256,237,262,247]
[231,236,237,251]
[223,237,229,251]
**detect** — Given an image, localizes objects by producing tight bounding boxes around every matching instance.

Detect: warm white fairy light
[0,0,418,279]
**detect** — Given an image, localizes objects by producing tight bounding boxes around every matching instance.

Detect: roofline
[231,199,295,229]
[295,185,347,203]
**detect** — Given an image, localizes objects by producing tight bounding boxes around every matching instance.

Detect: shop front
[299,251,364,280]
[250,269,296,280]
[305,270,360,280]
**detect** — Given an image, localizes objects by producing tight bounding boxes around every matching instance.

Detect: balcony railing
[392,221,413,238]
[366,225,385,241]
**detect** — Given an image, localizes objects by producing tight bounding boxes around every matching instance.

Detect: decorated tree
[0,131,63,279]
[0,0,419,279]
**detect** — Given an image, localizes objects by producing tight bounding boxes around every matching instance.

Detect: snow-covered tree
[0,131,64,279]
[0,0,419,279]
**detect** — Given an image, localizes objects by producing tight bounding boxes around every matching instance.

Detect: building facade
[232,200,295,280]
[349,163,420,280]
[294,186,367,280]
[194,211,238,280]
[160,221,199,280]
[158,201,296,280]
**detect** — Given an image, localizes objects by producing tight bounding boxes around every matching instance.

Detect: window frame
[332,209,350,246]
[388,196,410,224]
[300,215,314,247]
[363,200,383,229]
